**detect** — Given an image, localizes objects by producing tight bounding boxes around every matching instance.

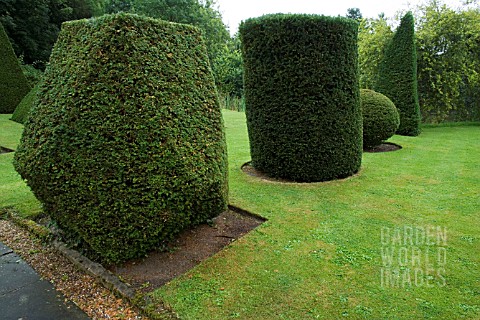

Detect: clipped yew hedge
[360,89,400,148]
[375,12,421,136]
[14,13,228,263]
[0,23,31,114]
[240,14,362,182]
[11,85,39,124]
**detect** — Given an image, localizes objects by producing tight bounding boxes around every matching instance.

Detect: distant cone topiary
[14,13,228,263]
[11,85,39,124]
[240,14,362,182]
[0,23,31,114]
[360,89,400,148]
[375,12,421,136]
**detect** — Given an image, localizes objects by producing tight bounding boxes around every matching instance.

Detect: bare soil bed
[363,142,402,153]
[109,208,264,293]
[0,146,14,154]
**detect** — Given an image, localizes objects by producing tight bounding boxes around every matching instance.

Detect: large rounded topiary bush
[360,89,400,148]
[14,13,228,263]
[240,14,362,182]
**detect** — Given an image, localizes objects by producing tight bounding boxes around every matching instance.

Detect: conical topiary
[0,23,31,114]
[375,12,421,136]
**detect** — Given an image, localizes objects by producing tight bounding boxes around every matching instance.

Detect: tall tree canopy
[0,0,106,69]
[358,15,393,89]
[346,7,363,20]
[212,32,243,97]
[415,0,480,122]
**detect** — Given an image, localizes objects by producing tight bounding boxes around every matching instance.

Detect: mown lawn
[150,110,479,319]
[0,114,41,218]
[0,111,479,319]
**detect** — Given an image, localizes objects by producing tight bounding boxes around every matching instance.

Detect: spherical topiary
[14,13,228,263]
[360,89,400,148]
[240,14,362,182]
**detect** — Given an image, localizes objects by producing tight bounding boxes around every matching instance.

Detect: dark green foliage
[133,0,231,94]
[0,0,105,69]
[20,63,44,87]
[116,0,230,66]
[375,12,421,136]
[105,0,133,13]
[0,0,57,68]
[14,13,228,263]
[11,85,39,124]
[214,34,243,98]
[0,23,31,114]
[416,5,480,123]
[240,14,362,182]
[346,8,363,20]
[360,89,400,148]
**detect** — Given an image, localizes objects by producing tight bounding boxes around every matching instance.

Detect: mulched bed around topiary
[242,162,298,183]
[241,162,362,183]
[108,207,264,293]
[0,146,14,154]
[363,142,402,153]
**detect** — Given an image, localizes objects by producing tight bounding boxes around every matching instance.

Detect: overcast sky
[215,0,467,35]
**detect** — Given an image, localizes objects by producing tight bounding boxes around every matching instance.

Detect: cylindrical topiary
[240,14,362,182]
[360,89,400,148]
[14,13,228,263]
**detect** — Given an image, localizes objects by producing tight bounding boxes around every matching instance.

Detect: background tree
[67,0,107,18]
[357,0,480,123]
[358,15,393,89]
[212,33,243,98]
[346,7,363,20]
[105,0,134,13]
[415,0,480,122]
[0,0,106,69]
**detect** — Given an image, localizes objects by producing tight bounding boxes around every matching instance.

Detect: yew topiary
[375,12,420,136]
[240,14,362,182]
[0,23,31,114]
[360,89,400,148]
[11,85,39,124]
[14,13,228,263]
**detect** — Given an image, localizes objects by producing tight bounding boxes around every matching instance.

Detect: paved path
[0,241,90,320]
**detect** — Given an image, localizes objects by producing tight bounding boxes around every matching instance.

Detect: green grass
[0,114,41,218]
[1,111,479,319]
[421,121,480,128]
[150,110,479,319]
